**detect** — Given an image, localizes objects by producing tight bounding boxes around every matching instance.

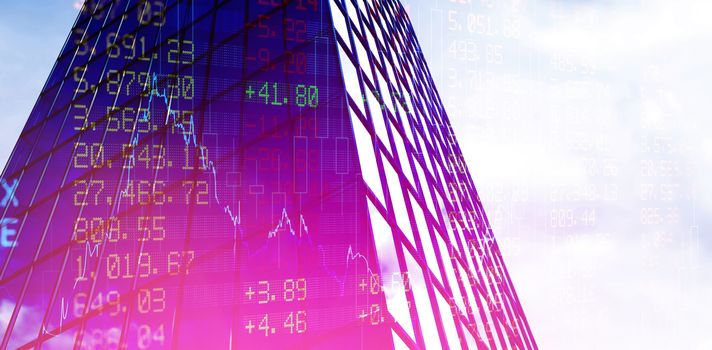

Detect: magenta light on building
[0,0,535,348]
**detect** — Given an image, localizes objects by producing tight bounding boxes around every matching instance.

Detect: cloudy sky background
[1,0,710,348]
[404,0,712,348]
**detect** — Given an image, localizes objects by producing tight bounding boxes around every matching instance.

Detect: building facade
[0,0,535,349]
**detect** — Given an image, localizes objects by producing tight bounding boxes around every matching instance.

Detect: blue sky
[0,1,79,165]
[1,1,710,348]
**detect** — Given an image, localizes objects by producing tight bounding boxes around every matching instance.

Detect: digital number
[73,216,121,244]
[137,324,165,349]
[139,180,165,205]
[285,18,306,42]
[448,39,479,62]
[163,74,194,100]
[137,0,166,27]
[73,66,90,94]
[258,314,271,336]
[108,106,152,133]
[248,82,318,108]
[137,287,166,313]
[285,51,306,75]
[137,216,166,241]
[370,273,381,295]
[106,69,122,95]
[120,180,166,206]
[257,280,270,304]
[131,144,167,170]
[295,84,318,107]
[283,311,307,334]
[106,33,153,61]
[183,145,210,170]
[73,28,90,56]
[283,278,307,302]
[108,70,190,97]
[391,272,411,292]
[167,39,194,65]
[73,104,94,131]
[107,252,152,279]
[73,290,121,317]
[73,179,104,206]
[295,0,318,11]
[369,304,382,325]
[73,142,105,169]
[182,180,209,205]
[167,250,195,275]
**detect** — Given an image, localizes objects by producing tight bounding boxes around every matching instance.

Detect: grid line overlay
[329,0,536,348]
[0,0,536,348]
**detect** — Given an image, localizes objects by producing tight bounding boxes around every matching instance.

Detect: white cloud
[523,0,712,66]
[407,0,712,348]
[0,299,75,349]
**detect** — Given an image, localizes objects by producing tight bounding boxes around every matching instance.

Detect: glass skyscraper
[0,0,535,349]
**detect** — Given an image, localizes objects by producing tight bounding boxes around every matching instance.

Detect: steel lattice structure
[0,0,535,348]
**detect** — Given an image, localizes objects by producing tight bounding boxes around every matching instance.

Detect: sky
[0,0,710,349]
[403,0,712,348]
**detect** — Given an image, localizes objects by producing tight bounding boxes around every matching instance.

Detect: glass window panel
[408,192,442,285]
[352,105,385,205]
[368,198,415,340]
[435,289,462,350]
[383,157,414,247]
[404,251,441,350]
